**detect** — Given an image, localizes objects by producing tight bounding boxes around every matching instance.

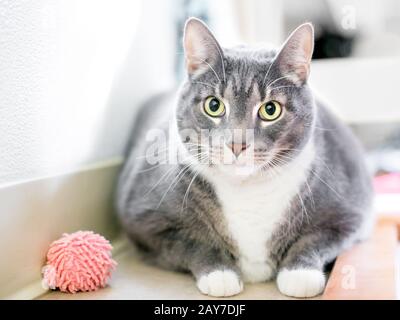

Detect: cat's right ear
[183,18,224,77]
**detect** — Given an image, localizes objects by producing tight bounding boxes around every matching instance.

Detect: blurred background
[0,0,399,298]
[1,0,400,184]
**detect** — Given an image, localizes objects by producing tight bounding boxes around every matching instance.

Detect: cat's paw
[196,269,243,297]
[277,268,325,298]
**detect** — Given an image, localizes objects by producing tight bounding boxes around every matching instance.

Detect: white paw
[277,268,325,298]
[196,269,243,297]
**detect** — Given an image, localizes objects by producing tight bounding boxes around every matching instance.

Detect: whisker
[268,85,296,92]
[157,152,211,209]
[155,163,195,209]
[304,125,337,132]
[143,165,178,197]
[266,75,295,90]
[191,81,218,90]
[180,167,203,214]
[268,156,311,225]
[187,55,221,84]
[262,59,277,87]
[274,152,341,199]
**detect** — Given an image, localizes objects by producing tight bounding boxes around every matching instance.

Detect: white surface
[40,246,307,300]
[0,0,175,186]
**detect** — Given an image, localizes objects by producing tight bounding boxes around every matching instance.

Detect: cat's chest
[210,174,297,282]
[201,143,315,283]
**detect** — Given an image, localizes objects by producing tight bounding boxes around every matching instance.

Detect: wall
[0,0,175,186]
[0,0,176,297]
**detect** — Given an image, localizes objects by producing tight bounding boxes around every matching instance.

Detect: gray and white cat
[116,18,373,298]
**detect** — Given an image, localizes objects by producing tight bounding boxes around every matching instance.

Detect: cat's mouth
[211,148,277,178]
[182,142,266,177]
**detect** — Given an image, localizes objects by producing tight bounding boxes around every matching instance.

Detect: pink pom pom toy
[42,231,117,293]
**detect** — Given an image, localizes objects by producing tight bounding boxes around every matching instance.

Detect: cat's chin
[216,164,259,178]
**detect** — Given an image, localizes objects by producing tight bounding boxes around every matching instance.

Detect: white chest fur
[204,143,315,283]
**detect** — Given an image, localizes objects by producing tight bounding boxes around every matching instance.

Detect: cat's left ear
[274,23,314,84]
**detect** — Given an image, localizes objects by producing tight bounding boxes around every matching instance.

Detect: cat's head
[176,18,315,177]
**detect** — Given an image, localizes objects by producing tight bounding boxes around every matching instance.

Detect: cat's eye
[204,96,225,117]
[258,101,282,121]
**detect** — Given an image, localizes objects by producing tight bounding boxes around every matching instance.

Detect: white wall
[232,0,284,46]
[0,0,176,186]
[0,0,177,297]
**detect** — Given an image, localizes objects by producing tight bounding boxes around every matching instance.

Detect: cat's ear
[274,23,314,84]
[183,18,224,77]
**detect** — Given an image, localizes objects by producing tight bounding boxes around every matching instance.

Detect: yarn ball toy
[42,231,117,293]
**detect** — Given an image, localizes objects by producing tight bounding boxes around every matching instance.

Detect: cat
[116,18,373,298]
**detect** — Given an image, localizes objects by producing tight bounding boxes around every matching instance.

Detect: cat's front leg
[276,231,350,298]
[277,268,325,298]
[189,254,243,297]
[196,269,243,297]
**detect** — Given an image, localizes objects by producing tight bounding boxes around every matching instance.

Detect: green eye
[258,101,282,121]
[204,96,225,117]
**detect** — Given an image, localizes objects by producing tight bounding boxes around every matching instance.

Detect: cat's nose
[227,143,248,157]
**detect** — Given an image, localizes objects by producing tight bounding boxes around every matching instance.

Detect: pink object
[42,231,117,293]
[373,173,400,194]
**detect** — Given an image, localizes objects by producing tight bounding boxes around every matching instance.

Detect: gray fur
[116,18,373,294]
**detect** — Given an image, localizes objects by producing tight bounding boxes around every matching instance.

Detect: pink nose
[227,143,248,157]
